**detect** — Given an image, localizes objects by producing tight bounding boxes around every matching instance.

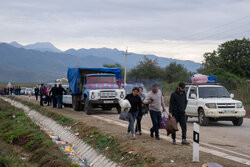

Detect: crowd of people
[124,82,189,145]
[0,86,21,95]
[37,84,67,109]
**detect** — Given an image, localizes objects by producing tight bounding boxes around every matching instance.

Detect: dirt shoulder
[16,95,248,167]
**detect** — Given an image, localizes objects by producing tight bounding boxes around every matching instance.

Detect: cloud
[0,0,249,62]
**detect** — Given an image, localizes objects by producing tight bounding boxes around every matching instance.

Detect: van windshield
[199,87,230,98]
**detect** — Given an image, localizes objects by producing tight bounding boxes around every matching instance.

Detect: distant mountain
[24,42,62,52]
[9,41,62,53]
[0,43,117,83]
[0,42,201,83]
[9,41,23,48]
[64,47,201,72]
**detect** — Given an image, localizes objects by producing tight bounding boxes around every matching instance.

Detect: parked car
[185,83,246,126]
[25,88,32,95]
[20,87,26,95]
[123,83,147,95]
[62,85,73,107]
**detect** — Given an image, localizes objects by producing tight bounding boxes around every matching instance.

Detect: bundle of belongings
[189,74,216,84]
[119,99,131,121]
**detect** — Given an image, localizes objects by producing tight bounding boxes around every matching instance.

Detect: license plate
[223,110,235,114]
[103,101,114,104]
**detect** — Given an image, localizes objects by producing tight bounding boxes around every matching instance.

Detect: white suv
[185,84,246,126]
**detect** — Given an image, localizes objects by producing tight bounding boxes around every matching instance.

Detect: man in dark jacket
[56,84,66,109]
[125,87,142,139]
[35,85,39,100]
[169,82,189,145]
[50,84,58,108]
[39,84,45,106]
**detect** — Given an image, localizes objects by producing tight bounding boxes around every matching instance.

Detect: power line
[177,13,250,41]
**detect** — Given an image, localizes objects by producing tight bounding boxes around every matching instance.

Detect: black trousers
[52,96,57,108]
[40,96,43,106]
[35,94,38,101]
[135,115,143,133]
[47,96,51,106]
[171,113,187,140]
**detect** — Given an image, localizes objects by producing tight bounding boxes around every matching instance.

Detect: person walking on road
[125,87,142,140]
[50,84,58,108]
[35,85,39,101]
[144,84,166,140]
[56,84,66,109]
[46,85,52,106]
[169,82,189,145]
[135,87,146,135]
[39,84,45,106]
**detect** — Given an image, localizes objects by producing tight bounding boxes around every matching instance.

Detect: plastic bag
[119,109,130,122]
[166,117,178,136]
[159,112,168,129]
[119,99,131,111]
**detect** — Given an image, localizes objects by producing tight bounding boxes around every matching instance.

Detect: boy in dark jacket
[169,82,189,145]
[125,87,142,139]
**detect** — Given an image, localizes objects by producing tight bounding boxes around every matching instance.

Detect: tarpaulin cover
[67,67,122,94]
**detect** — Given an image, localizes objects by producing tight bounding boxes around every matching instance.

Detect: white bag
[119,99,131,111]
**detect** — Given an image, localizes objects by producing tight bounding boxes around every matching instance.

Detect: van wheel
[85,99,92,115]
[232,118,243,126]
[198,109,209,126]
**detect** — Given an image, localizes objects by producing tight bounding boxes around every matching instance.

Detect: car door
[186,86,198,116]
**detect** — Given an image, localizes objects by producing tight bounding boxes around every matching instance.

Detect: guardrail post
[193,122,199,162]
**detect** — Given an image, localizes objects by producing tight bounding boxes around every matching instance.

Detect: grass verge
[8,96,148,167]
[0,98,75,167]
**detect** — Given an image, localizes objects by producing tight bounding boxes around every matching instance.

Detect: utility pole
[123,48,130,86]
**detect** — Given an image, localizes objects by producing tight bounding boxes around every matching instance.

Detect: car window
[188,86,197,99]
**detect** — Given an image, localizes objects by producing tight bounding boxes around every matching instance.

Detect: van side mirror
[190,94,197,99]
[230,94,234,98]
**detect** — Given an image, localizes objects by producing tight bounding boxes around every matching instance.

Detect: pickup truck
[185,84,246,126]
[67,67,125,114]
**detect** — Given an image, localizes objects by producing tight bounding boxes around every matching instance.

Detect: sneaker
[139,132,142,135]
[172,139,176,145]
[182,139,190,145]
[132,134,136,140]
[156,136,160,140]
[126,133,130,138]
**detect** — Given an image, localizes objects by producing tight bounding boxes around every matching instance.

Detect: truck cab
[68,67,125,115]
[185,84,246,126]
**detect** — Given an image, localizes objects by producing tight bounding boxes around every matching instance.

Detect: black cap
[179,82,185,89]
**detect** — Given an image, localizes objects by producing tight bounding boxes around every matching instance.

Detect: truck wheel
[85,99,92,115]
[116,105,121,114]
[72,95,81,111]
[232,118,243,126]
[198,109,209,126]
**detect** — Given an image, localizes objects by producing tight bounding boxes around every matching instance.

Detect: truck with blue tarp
[67,67,125,114]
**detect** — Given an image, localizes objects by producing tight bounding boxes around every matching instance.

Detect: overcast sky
[1,0,250,62]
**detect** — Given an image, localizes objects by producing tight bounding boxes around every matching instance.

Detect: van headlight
[90,92,95,99]
[120,91,124,98]
[205,103,217,109]
[236,103,243,108]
